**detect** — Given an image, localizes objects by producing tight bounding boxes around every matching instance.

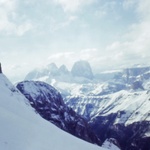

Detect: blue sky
[0,0,150,81]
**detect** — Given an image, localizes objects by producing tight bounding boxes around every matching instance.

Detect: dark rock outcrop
[0,63,2,73]
[89,114,150,150]
[131,80,144,90]
[123,67,150,84]
[16,81,101,146]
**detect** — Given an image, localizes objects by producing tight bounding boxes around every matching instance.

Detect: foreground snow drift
[0,74,105,150]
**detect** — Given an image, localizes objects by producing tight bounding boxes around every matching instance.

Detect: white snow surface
[28,76,150,126]
[93,90,150,125]
[102,139,120,150]
[0,74,106,150]
[54,81,150,126]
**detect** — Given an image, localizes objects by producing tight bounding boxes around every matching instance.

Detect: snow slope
[0,74,105,150]
[16,81,101,145]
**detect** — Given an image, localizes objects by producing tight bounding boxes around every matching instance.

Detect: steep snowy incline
[16,81,101,145]
[92,90,150,124]
[0,74,105,150]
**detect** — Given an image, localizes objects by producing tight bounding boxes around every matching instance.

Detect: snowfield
[0,74,106,150]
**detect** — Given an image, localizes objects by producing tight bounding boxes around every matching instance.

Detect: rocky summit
[71,60,94,79]
[25,60,94,83]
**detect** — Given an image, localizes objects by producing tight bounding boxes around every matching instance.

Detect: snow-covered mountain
[0,73,107,150]
[89,90,150,149]
[16,80,101,145]
[24,62,150,150]
[64,66,150,149]
[25,60,94,83]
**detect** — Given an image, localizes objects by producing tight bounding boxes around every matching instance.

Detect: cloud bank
[0,0,150,82]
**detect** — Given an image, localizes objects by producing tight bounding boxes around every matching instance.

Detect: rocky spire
[0,63,2,73]
[71,60,94,79]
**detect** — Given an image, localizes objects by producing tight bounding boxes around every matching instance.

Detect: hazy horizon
[1,0,150,82]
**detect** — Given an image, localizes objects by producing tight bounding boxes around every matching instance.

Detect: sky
[0,0,150,82]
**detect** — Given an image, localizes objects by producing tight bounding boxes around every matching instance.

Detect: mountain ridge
[23,61,150,150]
[16,80,101,146]
[0,73,106,150]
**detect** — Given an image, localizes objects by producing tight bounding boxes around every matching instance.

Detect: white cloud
[46,47,133,73]
[47,52,76,69]
[16,21,33,36]
[123,0,137,10]
[1,0,150,81]
[49,15,78,32]
[0,0,34,36]
[0,0,16,33]
[123,0,150,20]
[47,49,107,71]
[53,0,96,12]
[94,10,107,18]
[0,0,17,10]
[103,0,150,68]
[136,0,150,20]
[0,12,15,33]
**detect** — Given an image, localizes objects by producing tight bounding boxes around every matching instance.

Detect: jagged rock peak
[59,65,69,74]
[47,63,59,76]
[71,60,94,79]
[47,63,58,70]
[0,63,2,73]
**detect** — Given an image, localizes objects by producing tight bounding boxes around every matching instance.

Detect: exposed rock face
[123,67,150,84]
[90,114,150,150]
[58,65,69,74]
[0,63,2,73]
[23,64,150,150]
[63,66,150,150]
[71,60,94,79]
[47,63,59,76]
[25,61,94,83]
[16,81,101,146]
[131,80,144,90]
[124,67,150,77]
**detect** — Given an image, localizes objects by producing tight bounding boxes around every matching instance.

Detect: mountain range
[16,80,100,145]
[24,60,150,150]
[0,70,112,150]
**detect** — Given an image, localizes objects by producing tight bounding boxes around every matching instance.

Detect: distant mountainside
[71,60,94,79]
[25,60,94,83]
[24,61,150,150]
[64,66,150,150]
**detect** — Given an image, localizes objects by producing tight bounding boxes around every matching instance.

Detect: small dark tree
[0,63,2,73]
